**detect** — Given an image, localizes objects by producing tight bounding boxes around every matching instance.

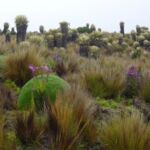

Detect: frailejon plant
[136,25,141,35]
[3,22,9,34]
[39,25,44,34]
[46,34,54,48]
[120,22,125,36]
[15,15,28,43]
[28,35,43,46]
[60,21,69,47]
[17,66,70,110]
[124,65,141,98]
[54,32,63,47]
[77,34,90,57]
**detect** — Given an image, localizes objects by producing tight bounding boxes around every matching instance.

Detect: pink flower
[40,66,50,73]
[28,64,37,75]
[29,64,51,76]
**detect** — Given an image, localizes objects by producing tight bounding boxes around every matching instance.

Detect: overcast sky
[0,0,149,32]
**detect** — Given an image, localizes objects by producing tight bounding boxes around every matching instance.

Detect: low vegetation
[0,16,149,149]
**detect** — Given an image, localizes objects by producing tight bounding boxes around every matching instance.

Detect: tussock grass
[99,110,150,150]
[3,49,44,86]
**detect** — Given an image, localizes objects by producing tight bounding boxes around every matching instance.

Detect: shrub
[54,32,63,47]
[17,75,70,110]
[3,49,43,86]
[96,98,119,109]
[88,46,100,58]
[77,34,90,56]
[130,47,141,59]
[28,35,44,46]
[99,110,150,150]
[46,34,54,48]
[18,41,30,49]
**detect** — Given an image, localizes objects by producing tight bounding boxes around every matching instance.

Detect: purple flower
[29,64,51,76]
[40,66,51,73]
[28,64,37,75]
[127,65,140,79]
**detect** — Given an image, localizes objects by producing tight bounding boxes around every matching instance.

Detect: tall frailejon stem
[39,25,44,34]
[60,21,69,47]
[120,22,125,36]
[15,15,28,43]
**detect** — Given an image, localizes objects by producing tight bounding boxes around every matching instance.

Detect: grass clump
[3,49,44,86]
[99,110,150,150]
[84,62,125,99]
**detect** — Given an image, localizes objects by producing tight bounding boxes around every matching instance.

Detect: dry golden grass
[99,110,150,150]
[3,49,44,86]
[15,111,46,147]
[45,86,98,150]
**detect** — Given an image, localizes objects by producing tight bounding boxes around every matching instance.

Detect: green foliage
[46,34,54,48]
[17,75,70,110]
[18,41,30,49]
[96,97,119,109]
[28,35,43,46]
[130,47,141,59]
[137,35,145,46]
[55,32,63,47]
[88,46,100,58]
[77,23,95,33]
[15,15,28,27]
[77,34,90,45]
[133,41,140,48]
[4,80,20,95]
[89,31,105,47]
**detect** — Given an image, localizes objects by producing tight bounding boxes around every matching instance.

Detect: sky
[0,0,149,32]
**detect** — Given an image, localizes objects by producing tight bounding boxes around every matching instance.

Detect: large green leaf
[18,75,70,110]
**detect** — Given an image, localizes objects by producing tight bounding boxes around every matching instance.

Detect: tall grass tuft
[99,110,150,150]
[15,111,45,147]
[46,86,98,149]
[83,59,125,99]
[3,49,44,86]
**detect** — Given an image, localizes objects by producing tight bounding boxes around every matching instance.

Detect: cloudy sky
[0,0,149,32]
